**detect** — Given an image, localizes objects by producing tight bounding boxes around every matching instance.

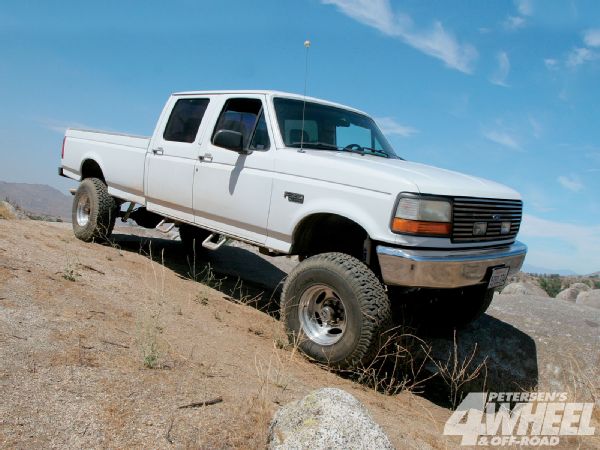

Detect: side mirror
[213,129,244,152]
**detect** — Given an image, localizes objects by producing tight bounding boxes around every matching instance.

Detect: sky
[1,0,599,274]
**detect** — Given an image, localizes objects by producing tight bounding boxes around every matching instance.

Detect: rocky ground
[0,219,599,448]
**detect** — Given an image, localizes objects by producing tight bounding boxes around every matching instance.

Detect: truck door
[193,95,274,244]
[145,96,211,223]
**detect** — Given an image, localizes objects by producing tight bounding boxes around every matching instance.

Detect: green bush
[538,276,562,298]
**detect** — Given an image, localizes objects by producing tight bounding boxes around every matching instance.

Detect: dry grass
[8,221,599,449]
[426,331,488,409]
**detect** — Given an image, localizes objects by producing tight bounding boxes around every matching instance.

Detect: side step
[202,233,228,251]
[155,219,176,234]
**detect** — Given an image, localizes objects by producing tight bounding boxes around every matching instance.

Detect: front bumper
[376,241,527,289]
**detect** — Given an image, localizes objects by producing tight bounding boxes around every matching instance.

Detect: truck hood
[297,150,521,199]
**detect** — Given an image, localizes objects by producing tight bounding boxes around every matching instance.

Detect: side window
[212,98,270,150]
[163,98,210,143]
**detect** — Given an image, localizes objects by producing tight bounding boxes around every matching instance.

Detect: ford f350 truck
[59,90,527,368]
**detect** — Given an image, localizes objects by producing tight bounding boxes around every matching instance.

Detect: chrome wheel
[298,284,347,346]
[76,193,91,227]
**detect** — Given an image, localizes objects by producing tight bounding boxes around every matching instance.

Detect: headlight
[392,195,452,236]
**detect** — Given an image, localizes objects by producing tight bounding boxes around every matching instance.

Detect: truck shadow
[109,232,538,410]
[413,316,538,409]
[110,231,286,317]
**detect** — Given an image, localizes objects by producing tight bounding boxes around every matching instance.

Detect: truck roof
[171,90,368,116]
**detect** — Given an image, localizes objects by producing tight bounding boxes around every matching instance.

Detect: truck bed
[62,128,150,204]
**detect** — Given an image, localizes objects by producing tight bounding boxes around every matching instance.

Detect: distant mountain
[0,181,72,220]
[522,263,578,276]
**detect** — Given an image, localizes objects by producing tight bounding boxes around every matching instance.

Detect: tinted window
[273,97,397,158]
[163,98,210,143]
[213,98,270,150]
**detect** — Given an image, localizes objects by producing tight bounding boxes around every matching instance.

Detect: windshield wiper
[290,142,391,158]
[359,146,390,158]
[340,145,390,158]
[289,141,340,150]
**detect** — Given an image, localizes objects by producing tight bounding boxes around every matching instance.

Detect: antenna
[299,39,311,153]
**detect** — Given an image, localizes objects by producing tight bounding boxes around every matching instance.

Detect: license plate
[488,266,509,288]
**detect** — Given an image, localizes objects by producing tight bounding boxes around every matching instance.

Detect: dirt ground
[0,219,598,449]
[0,220,455,449]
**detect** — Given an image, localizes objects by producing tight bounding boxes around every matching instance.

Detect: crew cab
[59,90,527,368]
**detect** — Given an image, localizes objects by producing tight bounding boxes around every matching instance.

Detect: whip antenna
[299,39,311,153]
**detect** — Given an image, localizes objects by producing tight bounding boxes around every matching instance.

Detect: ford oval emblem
[492,214,501,221]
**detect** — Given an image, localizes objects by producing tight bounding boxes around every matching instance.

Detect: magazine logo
[444,392,596,446]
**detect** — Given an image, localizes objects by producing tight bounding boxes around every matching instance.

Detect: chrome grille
[452,197,522,243]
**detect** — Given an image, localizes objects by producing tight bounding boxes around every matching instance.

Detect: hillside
[522,263,578,276]
[0,180,72,220]
[0,219,598,448]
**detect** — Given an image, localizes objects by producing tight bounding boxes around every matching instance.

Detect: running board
[202,233,227,251]
[155,219,176,234]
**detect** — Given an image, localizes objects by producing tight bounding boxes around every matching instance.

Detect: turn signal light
[392,218,452,236]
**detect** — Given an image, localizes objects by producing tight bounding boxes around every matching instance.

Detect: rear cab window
[212,98,270,150]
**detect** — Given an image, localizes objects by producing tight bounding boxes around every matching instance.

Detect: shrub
[538,276,562,298]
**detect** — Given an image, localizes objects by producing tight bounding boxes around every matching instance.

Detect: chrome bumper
[376,241,527,289]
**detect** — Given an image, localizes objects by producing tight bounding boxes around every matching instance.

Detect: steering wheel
[343,144,363,151]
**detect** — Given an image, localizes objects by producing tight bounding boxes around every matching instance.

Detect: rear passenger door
[193,95,274,244]
[145,96,211,223]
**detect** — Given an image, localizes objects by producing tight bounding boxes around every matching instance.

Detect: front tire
[281,252,391,369]
[72,178,116,242]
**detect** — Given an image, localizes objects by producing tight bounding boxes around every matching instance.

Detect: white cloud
[520,214,600,274]
[583,28,600,47]
[483,129,520,150]
[566,47,598,67]
[503,15,526,30]
[490,51,510,86]
[37,118,97,134]
[528,116,542,139]
[375,117,418,137]
[557,174,584,192]
[544,58,558,70]
[503,1,532,31]
[586,152,600,164]
[322,0,477,73]
[516,0,533,16]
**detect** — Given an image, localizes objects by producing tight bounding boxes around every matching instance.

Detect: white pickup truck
[59,90,526,368]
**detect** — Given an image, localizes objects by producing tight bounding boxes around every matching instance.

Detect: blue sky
[1,0,599,274]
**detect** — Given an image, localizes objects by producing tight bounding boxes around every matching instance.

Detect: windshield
[273,97,399,158]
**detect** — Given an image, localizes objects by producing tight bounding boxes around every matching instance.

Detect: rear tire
[281,252,391,369]
[72,178,116,242]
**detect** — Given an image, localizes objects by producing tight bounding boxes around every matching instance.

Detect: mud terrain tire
[72,177,116,242]
[281,252,391,369]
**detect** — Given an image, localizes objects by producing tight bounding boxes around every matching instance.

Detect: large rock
[556,282,591,302]
[0,201,17,220]
[576,290,600,309]
[422,292,600,406]
[500,281,548,297]
[268,388,394,450]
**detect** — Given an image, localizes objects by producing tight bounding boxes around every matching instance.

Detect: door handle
[152,147,164,155]
[199,153,213,162]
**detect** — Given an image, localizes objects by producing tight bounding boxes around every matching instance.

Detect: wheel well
[80,159,105,182]
[290,214,369,261]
